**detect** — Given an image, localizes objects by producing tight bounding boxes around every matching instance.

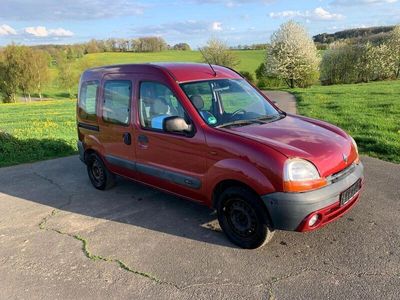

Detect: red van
[77,63,363,249]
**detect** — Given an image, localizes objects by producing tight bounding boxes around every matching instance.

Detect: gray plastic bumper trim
[261,162,364,231]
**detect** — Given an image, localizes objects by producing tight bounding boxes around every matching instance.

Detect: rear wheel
[86,153,115,190]
[217,186,274,249]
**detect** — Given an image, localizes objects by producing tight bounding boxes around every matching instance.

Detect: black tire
[86,153,115,190]
[217,186,274,249]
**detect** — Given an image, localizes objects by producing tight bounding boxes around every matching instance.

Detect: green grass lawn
[0,100,77,167]
[292,80,400,163]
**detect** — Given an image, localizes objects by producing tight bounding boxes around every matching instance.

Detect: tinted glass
[181,79,280,127]
[78,81,98,121]
[139,82,185,130]
[102,80,132,125]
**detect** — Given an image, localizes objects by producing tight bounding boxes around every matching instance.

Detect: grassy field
[39,50,265,99]
[292,80,400,163]
[0,100,76,167]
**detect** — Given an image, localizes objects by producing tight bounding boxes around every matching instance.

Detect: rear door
[98,73,137,179]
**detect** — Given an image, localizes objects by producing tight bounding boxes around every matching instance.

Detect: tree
[0,45,25,102]
[31,50,51,99]
[239,71,254,83]
[255,62,267,80]
[200,38,239,68]
[131,37,167,52]
[266,21,320,88]
[57,57,78,98]
[387,25,400,78]
[173,43,191,51]
[320,40,394,85]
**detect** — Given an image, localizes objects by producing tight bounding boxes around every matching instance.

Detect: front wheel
[217,186,274,249]
[86,153,115,190]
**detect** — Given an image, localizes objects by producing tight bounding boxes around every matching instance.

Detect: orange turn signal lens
[283,178,327,192]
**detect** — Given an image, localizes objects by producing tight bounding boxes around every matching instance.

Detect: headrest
[152,100,168,115]
[190,95,204,110]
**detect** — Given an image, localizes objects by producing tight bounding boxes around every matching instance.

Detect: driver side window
[139,82,186,130]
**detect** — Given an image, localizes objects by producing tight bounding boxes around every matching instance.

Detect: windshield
[180,79,282,128]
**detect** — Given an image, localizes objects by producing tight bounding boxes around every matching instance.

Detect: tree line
[253,22,400,88]
[313,26,395,45]
[33,37,191,61]
[320,27,400,84]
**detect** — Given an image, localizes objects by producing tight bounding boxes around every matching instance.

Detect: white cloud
[48,28,74,37]
[269,7,344,21]
[211,21,223,31]
[313,7,343,20]
[24,26,74,37]
[0,24,17,36]
[269,10,302,18]
[25,26,48,37]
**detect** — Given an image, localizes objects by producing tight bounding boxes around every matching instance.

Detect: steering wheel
[229,108,246,121]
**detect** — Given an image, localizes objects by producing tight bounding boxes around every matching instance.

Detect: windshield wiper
[255,113,285,123]
[216,119,264,128]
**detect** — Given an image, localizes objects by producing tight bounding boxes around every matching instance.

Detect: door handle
[123,132,131,145]
[138,134,149,144]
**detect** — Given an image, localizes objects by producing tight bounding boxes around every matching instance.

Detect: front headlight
[283,158,327,192]
[350,136,358,155]
[350,136,360,163]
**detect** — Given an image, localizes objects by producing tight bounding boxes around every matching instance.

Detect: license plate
[340,179,361,206]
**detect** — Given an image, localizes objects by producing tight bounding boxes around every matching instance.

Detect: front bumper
[262,162,364,231]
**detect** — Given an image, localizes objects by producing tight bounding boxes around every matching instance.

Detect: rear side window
[102,80,132,126]
[78,81,98,121]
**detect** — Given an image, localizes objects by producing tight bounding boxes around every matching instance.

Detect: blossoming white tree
[266,21,320,88]
[387,25,400,78]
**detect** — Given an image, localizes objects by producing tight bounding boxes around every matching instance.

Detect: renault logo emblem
[342,153,348,164]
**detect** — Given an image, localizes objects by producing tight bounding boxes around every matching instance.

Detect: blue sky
[0,0,399,47]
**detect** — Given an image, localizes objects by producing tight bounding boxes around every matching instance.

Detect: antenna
[199,48,217,77]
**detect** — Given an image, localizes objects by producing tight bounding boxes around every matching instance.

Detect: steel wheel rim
[225,198,257,238]
[91,159,104,184]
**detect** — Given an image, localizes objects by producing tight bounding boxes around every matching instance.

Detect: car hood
[225,115,356,177]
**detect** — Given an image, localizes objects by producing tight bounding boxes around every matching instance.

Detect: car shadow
[0,156,236,248]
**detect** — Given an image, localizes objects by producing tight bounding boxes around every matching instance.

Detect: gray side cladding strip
[106,155,136,172]
[78,122,99,132]
[105,155,201,190]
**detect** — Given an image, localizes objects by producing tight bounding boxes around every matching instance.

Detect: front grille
[327,163,356,184]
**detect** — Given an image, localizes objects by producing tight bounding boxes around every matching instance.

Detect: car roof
[81,62,242,83]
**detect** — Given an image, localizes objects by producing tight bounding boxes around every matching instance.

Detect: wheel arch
[213,179,274,222]
[206,158,276,206]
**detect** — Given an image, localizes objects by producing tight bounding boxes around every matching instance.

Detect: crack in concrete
[33,171,400,294]
[38,207,400,295]
[33,171,74,209]
[38,209,179,288]
[38,209,270,292]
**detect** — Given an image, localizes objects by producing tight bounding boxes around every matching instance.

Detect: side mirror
[163,116,193,135]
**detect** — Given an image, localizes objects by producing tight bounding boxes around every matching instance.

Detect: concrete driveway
[1,93,399,299]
